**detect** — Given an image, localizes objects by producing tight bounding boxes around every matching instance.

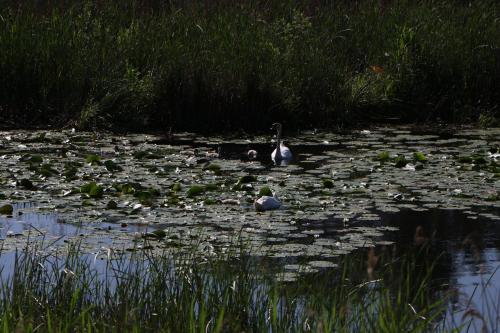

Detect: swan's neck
[275,127,282,156]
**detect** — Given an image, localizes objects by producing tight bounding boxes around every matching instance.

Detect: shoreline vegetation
[0,241,467,332]
[0,0,499,132]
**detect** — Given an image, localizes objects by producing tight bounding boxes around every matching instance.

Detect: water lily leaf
[259,186,273,196]
[0,204,13,215]
[204,184,219,191]
[171,183,182,192]
[104,160,123,172]
[413,152,427,163]
[106,200,118,209]
[394,155,408,168]
[375,151,390,162]
[203,163,221,174]
[239,175,257,184]
[18,179,36,190]
[145,229,167,239]
[187,185,205,198]
[21,154,43,164]
[81,182,103,198]
[85,155,102,165]
[203,198,218,205]
[133,150,161,160]
[322,179,334,188]
[38,163,58,177]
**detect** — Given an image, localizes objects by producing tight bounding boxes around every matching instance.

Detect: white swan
[254,194,281,212]
[271,123,292,166]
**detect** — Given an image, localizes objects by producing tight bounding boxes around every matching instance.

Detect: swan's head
[271,123,283,132]
[247,149,258,160]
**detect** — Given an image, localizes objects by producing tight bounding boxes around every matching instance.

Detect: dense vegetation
[0,241,456,332]
[0,0,499,131]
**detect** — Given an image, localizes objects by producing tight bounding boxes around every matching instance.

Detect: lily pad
[0,204,13,215]
[81,182,104,198]
[187,185,205,198]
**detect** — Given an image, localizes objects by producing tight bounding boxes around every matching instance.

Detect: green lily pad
[146,229,167,239]
[322,179,334,188]
[171,183,182,192]
[104,160,123,172]
[394,155,408,168]
[106,200,118,209]
[259,186,273,196]
[18,179,36,190]
[239,175,257,184]
[203,163,221,174]
[85,154,102,165]
[375,151,390,162]
[0,204,13,215]
[81,182,104,198]
[187,185,205,198]
[413,152,427,163]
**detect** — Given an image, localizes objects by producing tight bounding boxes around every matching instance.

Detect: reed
[0,0,498,131]
[0,239,465,332]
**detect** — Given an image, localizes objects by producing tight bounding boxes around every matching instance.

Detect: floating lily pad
[187,185,205,198]
[394,155,408,168]
[81,182,104,198]
[18,179,36,190]
[322,179,334,188]
[0,204,13,215]
[413,152,427,163]
[104,160,123,172]
[259,186,273,196]
[85,155,102,165]
[375,151,390,162]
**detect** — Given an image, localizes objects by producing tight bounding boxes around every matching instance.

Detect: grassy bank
[0,241,454,332]
[0,0,499,132]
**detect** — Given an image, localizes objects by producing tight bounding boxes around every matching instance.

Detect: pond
[0,127,499,330]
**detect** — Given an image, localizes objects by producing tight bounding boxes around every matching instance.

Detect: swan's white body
[254,195,281,212]
[271,123,292,166]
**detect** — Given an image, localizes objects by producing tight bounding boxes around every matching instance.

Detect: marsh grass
[0,238,480,332]
[0,0,499,131]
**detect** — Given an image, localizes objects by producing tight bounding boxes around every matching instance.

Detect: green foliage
[239,175,257,184]
[18,179,36,190]
[80,182,104,198]
[1,0,498,130]
[171,183,182,192]
[413,152,427,163]
[85,155,101,165]
[259,186,273,196]
[203,164,221,174]
[0,241,461,332]
[104,160,122,172]
[394,155,408,168]
[322,179,334,188]
[0,204,13,215]
[376,151,391,162]
[187,185,205,198]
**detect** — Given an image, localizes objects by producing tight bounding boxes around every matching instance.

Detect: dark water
[1,129,499,331]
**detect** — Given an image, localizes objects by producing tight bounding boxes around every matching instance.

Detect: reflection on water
[377,209,500,332]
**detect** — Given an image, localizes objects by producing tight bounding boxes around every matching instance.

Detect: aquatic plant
[0,240,461,332]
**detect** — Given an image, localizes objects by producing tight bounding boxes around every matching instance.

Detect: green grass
[0,0,499,131]
[0,239,467,332]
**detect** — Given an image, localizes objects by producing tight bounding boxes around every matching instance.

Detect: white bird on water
[271,123,292,166]
[254,193,281,212]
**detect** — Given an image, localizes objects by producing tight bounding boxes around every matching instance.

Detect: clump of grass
[0,0,498,131]
[0,239,474,332]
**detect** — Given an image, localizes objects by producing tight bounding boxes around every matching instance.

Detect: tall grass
[0,0,499,131]
[0,239,461,332]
